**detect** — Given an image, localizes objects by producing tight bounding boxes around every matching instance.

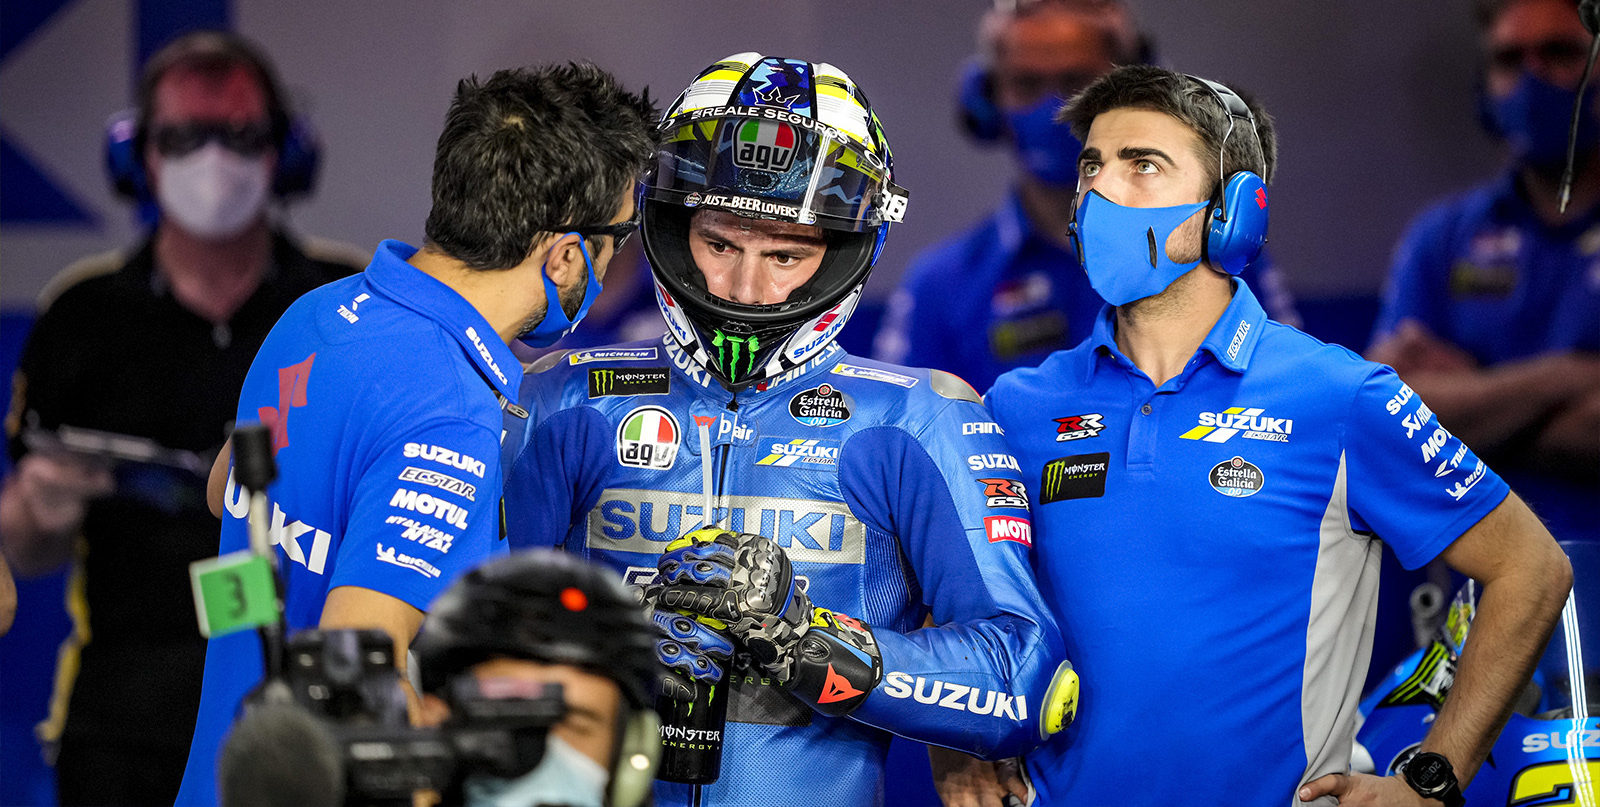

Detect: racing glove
[640,582,735,703]
[656,528,883,715]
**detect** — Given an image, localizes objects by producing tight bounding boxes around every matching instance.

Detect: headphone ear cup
[606,710,660,807]
[105,109,149,203]
[272,116,321,198]
[1205,172,1268,275]
[958,60,1004,142]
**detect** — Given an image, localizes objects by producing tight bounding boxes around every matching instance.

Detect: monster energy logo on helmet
[712,330,761,381]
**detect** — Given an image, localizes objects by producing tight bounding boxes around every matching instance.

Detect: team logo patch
[1209,456,1264,498]
[983,516,1033,547]
[1053,414,1105,442]
[830,362,917,388]
[1040,453,1109,503]
[732,119,798,172]
[569,347,657,365]
[789,383,854,427]
[617,406,681,470]
[977,478,1029,509]
[756,438,840,468]
[1180,407,1293,443]
[589,367,671,398]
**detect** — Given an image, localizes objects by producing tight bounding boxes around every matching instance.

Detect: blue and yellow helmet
[641,53,910,389]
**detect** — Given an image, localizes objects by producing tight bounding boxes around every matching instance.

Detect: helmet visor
[646,109,906,233]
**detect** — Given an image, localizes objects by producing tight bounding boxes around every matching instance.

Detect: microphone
[218,702,346,807]
[1558,0,1600,212]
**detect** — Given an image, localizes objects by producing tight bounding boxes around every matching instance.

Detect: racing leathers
[503,336,1072,806]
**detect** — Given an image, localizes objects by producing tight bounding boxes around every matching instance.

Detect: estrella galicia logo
[977,478,1029,509]
[1053,413,1105,442]
[589,367,671,398]
[1040,453,1109,503]
[616,406,681,470]
[1209,456,1264,498]
[789,383,853,427]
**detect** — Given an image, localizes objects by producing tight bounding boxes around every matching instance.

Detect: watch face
[1408,753,1449,791]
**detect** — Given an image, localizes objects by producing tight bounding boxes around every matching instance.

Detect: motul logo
[984,516,1033,547]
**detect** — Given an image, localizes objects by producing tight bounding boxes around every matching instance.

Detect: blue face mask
[464,734,608,807]
[1005,96,1082,187]
[1487,72,1600,171]
[518,235,603,349]
[1070,189,1209,306]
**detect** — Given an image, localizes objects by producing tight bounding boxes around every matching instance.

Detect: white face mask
[155,142,272,240]
[464,734,609,807]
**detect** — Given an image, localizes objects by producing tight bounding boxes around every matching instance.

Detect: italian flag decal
[616,405,681,470]
[732,120,798,172]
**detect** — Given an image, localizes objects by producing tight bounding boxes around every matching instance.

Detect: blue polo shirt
[1374,173,1600,543]
[987,280,1510,806]
[874,189,1300,392]
[175,240,516,806]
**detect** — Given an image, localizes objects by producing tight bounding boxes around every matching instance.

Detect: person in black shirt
[0,31,358,806]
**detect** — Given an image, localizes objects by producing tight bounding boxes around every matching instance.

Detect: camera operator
[411,550,661,807]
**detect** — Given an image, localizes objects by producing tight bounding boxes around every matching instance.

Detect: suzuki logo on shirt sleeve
[466,326,509,386]
[880,672,1028,721]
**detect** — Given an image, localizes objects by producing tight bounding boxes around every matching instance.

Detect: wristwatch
[1400,752,1465,807]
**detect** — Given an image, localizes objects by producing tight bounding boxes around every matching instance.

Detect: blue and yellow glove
[656,528,882,716]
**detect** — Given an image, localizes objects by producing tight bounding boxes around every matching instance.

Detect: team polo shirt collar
[363,239,522,401]
[1082,278,1269,383]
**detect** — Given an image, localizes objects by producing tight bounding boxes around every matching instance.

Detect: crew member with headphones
[0,30,359,806]
[873,0,1298,394]
[413,550,662,807]
[981,65,1572,805]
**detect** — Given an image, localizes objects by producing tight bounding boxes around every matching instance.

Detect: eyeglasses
[565,215,641,251]
[150,121,275,157]
[1489,39,1592,74]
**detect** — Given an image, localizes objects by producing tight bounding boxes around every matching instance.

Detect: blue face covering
[1071,189,1209,306]
[1005,96,1083,187]
[517,235,603,349]
[464,734,608,807]
[1487,72,1600,170]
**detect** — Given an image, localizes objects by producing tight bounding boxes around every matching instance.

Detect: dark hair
[1473,0,1579,30]
[979,0,1146,66]
[1061,63,1277,186]
[137,30,289,148]
[424,63,657,271]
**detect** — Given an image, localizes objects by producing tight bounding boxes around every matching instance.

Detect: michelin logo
[569,347,658,365]
[376,543,442,579]
[830,362,918,388]
[881,672,1028,721]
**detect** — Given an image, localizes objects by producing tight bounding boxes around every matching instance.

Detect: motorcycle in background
[1356,541,1597,805]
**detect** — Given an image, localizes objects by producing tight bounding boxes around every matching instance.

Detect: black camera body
[231,629,567,807]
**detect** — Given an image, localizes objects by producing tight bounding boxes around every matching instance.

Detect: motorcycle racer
[503,53,1076,806]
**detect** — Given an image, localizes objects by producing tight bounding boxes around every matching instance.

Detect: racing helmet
[642,53,910,388]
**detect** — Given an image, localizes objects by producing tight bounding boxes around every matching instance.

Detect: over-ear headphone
[1186,74,1268,276]
[606,709,661,807]
[106,30,319,207]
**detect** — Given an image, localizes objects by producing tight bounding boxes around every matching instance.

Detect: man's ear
[538,232,589,287]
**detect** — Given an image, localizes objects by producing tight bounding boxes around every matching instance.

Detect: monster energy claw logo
[712,330,760,380]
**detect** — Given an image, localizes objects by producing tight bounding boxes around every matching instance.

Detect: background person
[872,0,1298,393]
[1369,0,1600,547]
[0,30,360,806]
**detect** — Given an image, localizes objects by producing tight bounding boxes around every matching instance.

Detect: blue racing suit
[504,335,1068,806]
